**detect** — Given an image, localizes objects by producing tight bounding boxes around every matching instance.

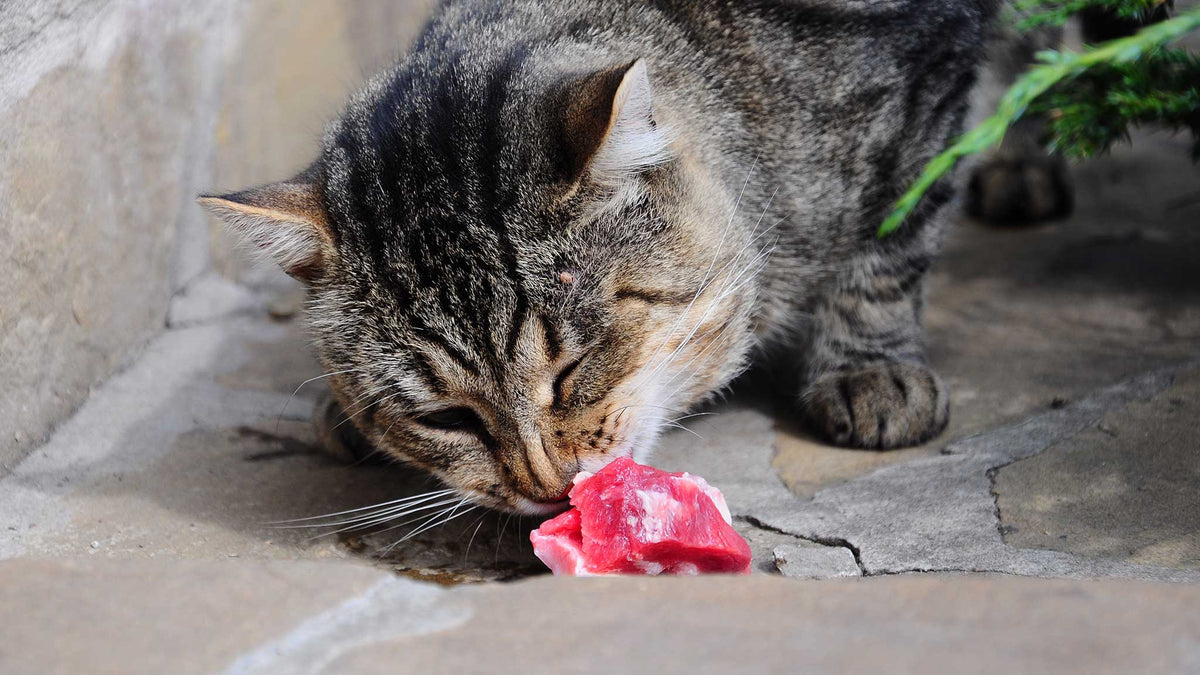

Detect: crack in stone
[744,363,1200,583]
[860,567,1028,578]
[986,464,1008,545]
[742,515,866,576]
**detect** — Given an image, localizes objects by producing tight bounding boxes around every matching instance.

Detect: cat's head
[201,58,763,513]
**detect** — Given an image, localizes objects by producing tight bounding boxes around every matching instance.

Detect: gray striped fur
[204,0,1000,512]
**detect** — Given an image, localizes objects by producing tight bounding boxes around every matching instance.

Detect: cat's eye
[416,407,485,433]
[553,358,583,407]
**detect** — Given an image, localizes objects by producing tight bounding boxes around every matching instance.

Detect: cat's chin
[509,496,572,516]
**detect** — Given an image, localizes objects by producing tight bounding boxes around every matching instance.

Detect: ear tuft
[198,176,333,282]
[564,59,673,187]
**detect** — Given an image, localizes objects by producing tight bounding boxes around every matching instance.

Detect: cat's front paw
[313,392,381,464]
[800,362,949,450]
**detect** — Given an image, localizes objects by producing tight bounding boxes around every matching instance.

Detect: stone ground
[2,131,1199,672]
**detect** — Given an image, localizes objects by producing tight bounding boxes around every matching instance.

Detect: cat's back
[362,0,998,259]
[413,0,998,57]
[402,0,998,138]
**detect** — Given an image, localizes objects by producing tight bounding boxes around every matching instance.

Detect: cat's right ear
[197,173,334,283]
[563,59,674,186]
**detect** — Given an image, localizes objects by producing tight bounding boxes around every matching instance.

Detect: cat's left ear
[197,169,334,283]
[563,59,674,185]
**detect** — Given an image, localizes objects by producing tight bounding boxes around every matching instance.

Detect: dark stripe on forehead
[540,314,562,362]
[410,314,482,377]
[332,118,390,271]
[506,295,528,361]
[407,353,447,397]
[479,44,535,368]
[360,74,418,272]
[613,287,698,306]
[430,48,471,216]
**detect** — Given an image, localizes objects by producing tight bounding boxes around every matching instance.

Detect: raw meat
[530,457,752,576]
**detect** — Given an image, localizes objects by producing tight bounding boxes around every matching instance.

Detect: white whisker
[634,156,760,390]
[265,488,454,525]
[281,496,464,536]
[298,500,465,543]
[668,411,715,423]
[463,511,490,563]
[274,367,366,432]
[495,512,512,563]
[659,419,704,440]
[374,507,460,551]
[385,500,479,552]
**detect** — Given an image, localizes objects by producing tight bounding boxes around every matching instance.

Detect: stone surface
[4,223,1198,585]
[773,543,861,579]
[0,558,445,675]
[373,574,1200,675]
[0,0,435,472]
[996,366,1200,570]
[754,366,1200,582]
[3,558,1199,674]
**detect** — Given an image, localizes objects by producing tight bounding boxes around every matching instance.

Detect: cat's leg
[313,391,381,464]
[966,117,1074,223]
[965,23,1073,224]
[966,5,1170,224]
[798,254,948,450]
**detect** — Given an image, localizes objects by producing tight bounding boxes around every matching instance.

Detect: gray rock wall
[0,0,434,470]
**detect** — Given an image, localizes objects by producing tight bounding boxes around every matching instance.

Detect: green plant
[878,1,1200,237]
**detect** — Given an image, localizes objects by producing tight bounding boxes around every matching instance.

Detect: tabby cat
[202,0,998,514]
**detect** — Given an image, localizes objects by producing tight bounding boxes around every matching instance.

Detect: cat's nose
[513,475,572,505]
[503,425,578,504]
[498,450,573,504]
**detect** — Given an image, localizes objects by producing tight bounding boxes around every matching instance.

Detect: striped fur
[204,0,1000,512]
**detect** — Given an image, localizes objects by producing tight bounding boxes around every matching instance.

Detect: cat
[201,0,999,515]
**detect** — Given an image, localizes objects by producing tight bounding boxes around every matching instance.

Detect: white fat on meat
[680,473,732,524]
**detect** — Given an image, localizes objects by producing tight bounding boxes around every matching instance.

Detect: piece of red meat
[530,457,752,576]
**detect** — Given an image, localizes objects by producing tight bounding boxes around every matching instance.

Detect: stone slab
[3,558,1199,675]
[377,574,1200,675]
[773,543,861,579]
[996,366,1200,569]
[753,365,1200,582]
[0,558,397,675]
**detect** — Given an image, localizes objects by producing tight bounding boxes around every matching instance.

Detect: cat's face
[202,60,762,513]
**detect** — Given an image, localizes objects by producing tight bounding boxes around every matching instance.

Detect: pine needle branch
[878,3,1200,237]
